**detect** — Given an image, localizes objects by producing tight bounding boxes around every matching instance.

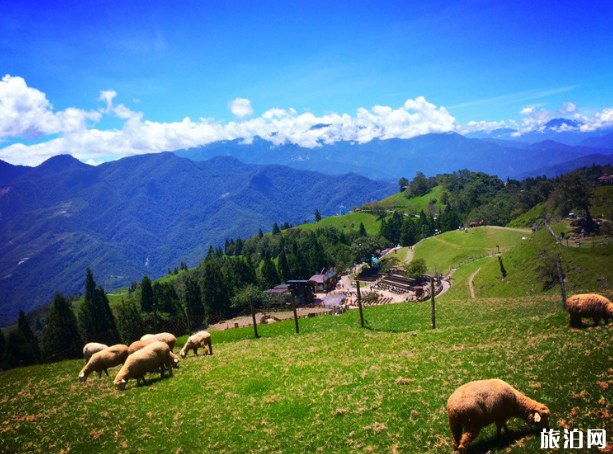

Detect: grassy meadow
[1,290,612,453]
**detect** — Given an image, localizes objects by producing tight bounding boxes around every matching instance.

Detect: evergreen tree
[315,209,322,222]
[258,228,264,238]
[153,282,181,316]
[235,238,244,256]
[184,275,204,330]
[358,222,367,237]
[272,223,281,235]
[202,259,230,317]
[42,292,83,362]
[17,309,40,363]
[5,331,38,368]
[0,329,6,369]
[115,298,146,345]
[277,250,291,282]
[259,258,280,289]
[78,268,119,344]
[140,275,154,312]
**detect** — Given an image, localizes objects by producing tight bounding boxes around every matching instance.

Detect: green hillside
[294,211,383,236]
[363,185,444,213]
[411,226,530,274]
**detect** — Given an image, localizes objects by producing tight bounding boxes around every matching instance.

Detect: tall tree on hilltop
[358,222,367,237]
[315,209,322,222]
[398,177,408,192]
[184,275,204,330]
[78,268,119,344]
[140,275,154,313]
[259,257,280,290]
[277,249,290,283]
[202,259,230,317]
[115,298,146,345]
[272,223,281,235]
[18,309,40,363]
[42,292,83,362]
[559,172,598,232]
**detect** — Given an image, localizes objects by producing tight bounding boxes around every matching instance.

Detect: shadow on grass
[468,427,538,454]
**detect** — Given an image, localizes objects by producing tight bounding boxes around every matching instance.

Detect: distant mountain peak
[38,154,88,172]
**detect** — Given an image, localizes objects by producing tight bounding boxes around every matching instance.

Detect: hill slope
[0,153,394,325]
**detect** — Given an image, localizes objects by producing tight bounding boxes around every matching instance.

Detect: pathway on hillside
[488,225,531,234]
[468,266,482,299]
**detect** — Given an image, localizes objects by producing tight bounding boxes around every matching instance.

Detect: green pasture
[1,292,611,453]
[295,211,383,236]
[365,186,444,213]
[411,226,529,274]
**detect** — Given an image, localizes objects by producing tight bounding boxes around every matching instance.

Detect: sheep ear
[534,412,541,423]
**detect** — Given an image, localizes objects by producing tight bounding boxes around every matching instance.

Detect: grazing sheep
[447,379,550,453]
[566,293,613,328]
[128,339,155,355]
[114,341,175,391]
[140,332,177,351]
[179,330,213,358]
[83,342,108,363]
[78,344,129,382]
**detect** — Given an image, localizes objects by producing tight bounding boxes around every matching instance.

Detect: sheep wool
[140,332,177,351]
[447,379,550,453]
[114,341,175,391]
[566,293,613,328]
[78,344,129,382]
[179,330,213,358]
[83,342,108,363]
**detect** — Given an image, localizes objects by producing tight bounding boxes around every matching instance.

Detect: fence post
[556,253,567,309]
[430,275,436,330]
[291,292,299,334]
[356,281,365,328]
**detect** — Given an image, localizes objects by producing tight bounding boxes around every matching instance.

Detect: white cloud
[229,98,254,121]
[2,76,613,167]
[0,75,100,141]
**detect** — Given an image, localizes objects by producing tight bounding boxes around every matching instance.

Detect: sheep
[140,332,177,351]
[78,344,129,382]
[447,379,550,453]
[114,341,176,391]
[83,342,108,363]
[128,338,155,355]
[179,330,213,358]
[566,293,613,328]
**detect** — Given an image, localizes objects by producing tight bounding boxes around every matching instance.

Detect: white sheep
[566,293,613,328]
[128,339,155,355]
[83,342,108,363]
[140,332,177,351]
[78,344,129,382]
[179,330,213,358]
[114,341,177,391]
[447,379,550,453]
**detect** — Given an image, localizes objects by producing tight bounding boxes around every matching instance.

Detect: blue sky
[1,0,613,165]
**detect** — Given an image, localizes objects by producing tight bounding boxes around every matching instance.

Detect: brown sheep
[83,342,108,363]
[140,332,177,351]
[78,344,129,382]
[179,330,213,358]
[114,341,176,391]
[447,379,550,453]
[566,293,613,328]
[128,338,155,355]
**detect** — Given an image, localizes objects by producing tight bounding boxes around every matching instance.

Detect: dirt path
[468,266,481,299]
[488,225,531,233]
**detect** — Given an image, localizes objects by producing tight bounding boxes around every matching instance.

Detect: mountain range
[176,130,613,181]
[0,153,395,326]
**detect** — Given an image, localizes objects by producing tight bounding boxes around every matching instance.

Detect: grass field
[364,186,444,214]
[411,226,530,274]
[2,288,611,453]
[294,211,383,236]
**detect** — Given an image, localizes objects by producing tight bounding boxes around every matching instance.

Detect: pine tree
[277,250,290,282]
[42,292,83,362]
[358,222,367,237]
[17,309,40,363]
[78,268,119,344]
[141,275,154,313]
[259,258,280,289]
[235,238,244,256]
[115,298,146,345]
[272,223,281,235]
[184,275,204,330]
[315,209,322,223]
